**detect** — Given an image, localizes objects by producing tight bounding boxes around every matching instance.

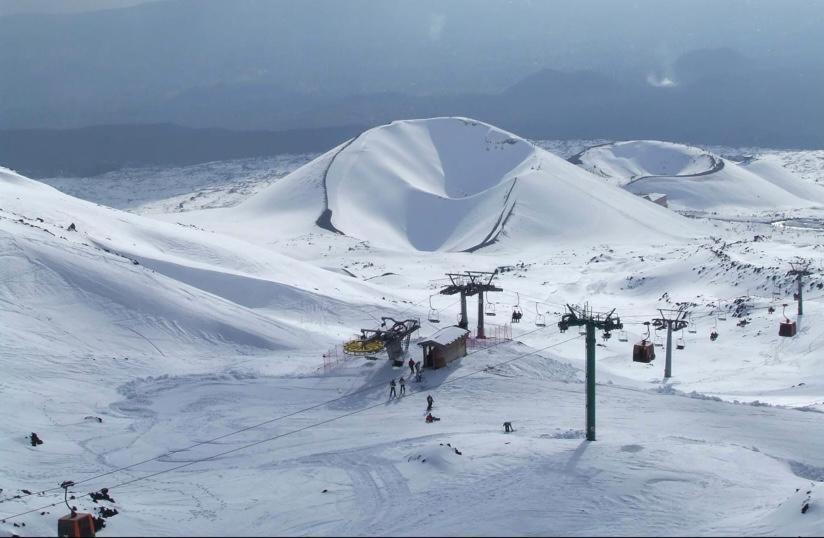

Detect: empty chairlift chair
[485,301,496,317]
[427,295,440,324]
[535,303,546,327]
[717,300,727,321]
[633,322,656,363]
[618,329,629,342]
[653,327,664,348]
[676,329,685,350]
[779,304,797,337]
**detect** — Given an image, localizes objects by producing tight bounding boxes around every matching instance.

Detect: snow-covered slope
[0,166,387,357]
[575,140,824,213]
[180,118,699,252]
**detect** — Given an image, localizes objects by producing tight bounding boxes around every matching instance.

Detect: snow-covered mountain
[4,120,824,537]
[178,118,698,252]
[574,140,824,213]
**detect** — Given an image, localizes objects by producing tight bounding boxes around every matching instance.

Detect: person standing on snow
[389,379,397,399]
[399,376,406,396]
[426,394,434,412]
[408,358,416,376]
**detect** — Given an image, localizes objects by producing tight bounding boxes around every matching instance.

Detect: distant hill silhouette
[0,124,364,177]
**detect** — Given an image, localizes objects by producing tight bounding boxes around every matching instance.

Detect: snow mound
[193,118,699,252]
[574,141,824,213]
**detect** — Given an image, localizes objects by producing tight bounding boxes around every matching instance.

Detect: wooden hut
[418,326,470,369]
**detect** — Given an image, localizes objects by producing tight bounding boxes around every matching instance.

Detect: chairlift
[511,292,523,323]
[485,301,496,317]
[618,329,629,342]
[427,295,440,324]
[653,327,664,348]
[779,303,797,337]
[676,329,685,350]
[710,315,719,341]
[534,302,546,327]
[717,300,727,321]
[58,481,96,538]
[768,290,779,314]
[687,313,697,333]
[633,322,656,363]
[602,331,611,341]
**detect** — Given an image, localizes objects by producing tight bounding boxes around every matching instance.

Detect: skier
[415,369,423,383]
[389,379,397,399]
[408,358,416,376]
[426,394,434,412]
[425,413,441,423]
[399,376,406,397]
[415,361,422,374]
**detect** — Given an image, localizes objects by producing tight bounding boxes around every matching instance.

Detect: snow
[3,119,824,536]
[175,118,700,253]
[575,140,824,217]
[418,326,469,347]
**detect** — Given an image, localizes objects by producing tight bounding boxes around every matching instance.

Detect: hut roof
[417,326,470,347]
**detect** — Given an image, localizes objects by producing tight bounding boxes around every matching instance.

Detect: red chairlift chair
[633,322,656,363]
[779,304,797,337]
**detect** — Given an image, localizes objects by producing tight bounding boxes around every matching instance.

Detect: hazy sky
[1,0,822,147]
[0,0,155,16]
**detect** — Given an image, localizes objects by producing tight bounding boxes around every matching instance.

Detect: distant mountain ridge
[0,123,364,177]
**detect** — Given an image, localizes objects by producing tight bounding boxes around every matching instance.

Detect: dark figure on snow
[408,358,416,376]
[426,394,434,412]
[425,413,441,423]
[399,377,406,396]
[415,370,423,383]
[504,421,514,433]
[415,361,422,374]
[389,379,397,399]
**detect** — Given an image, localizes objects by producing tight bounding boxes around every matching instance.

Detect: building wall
[429,337,468,369]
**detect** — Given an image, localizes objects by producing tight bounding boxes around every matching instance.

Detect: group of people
[388,376,406,398]
[408,358,423,382]
[387,362,440,422]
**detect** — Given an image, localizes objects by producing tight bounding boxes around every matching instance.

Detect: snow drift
[188,118,699,252]
[574,140,824,212]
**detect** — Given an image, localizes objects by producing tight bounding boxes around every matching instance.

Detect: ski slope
[177,119,699,252]
[3,120,824,536]
[575,141,824,215]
